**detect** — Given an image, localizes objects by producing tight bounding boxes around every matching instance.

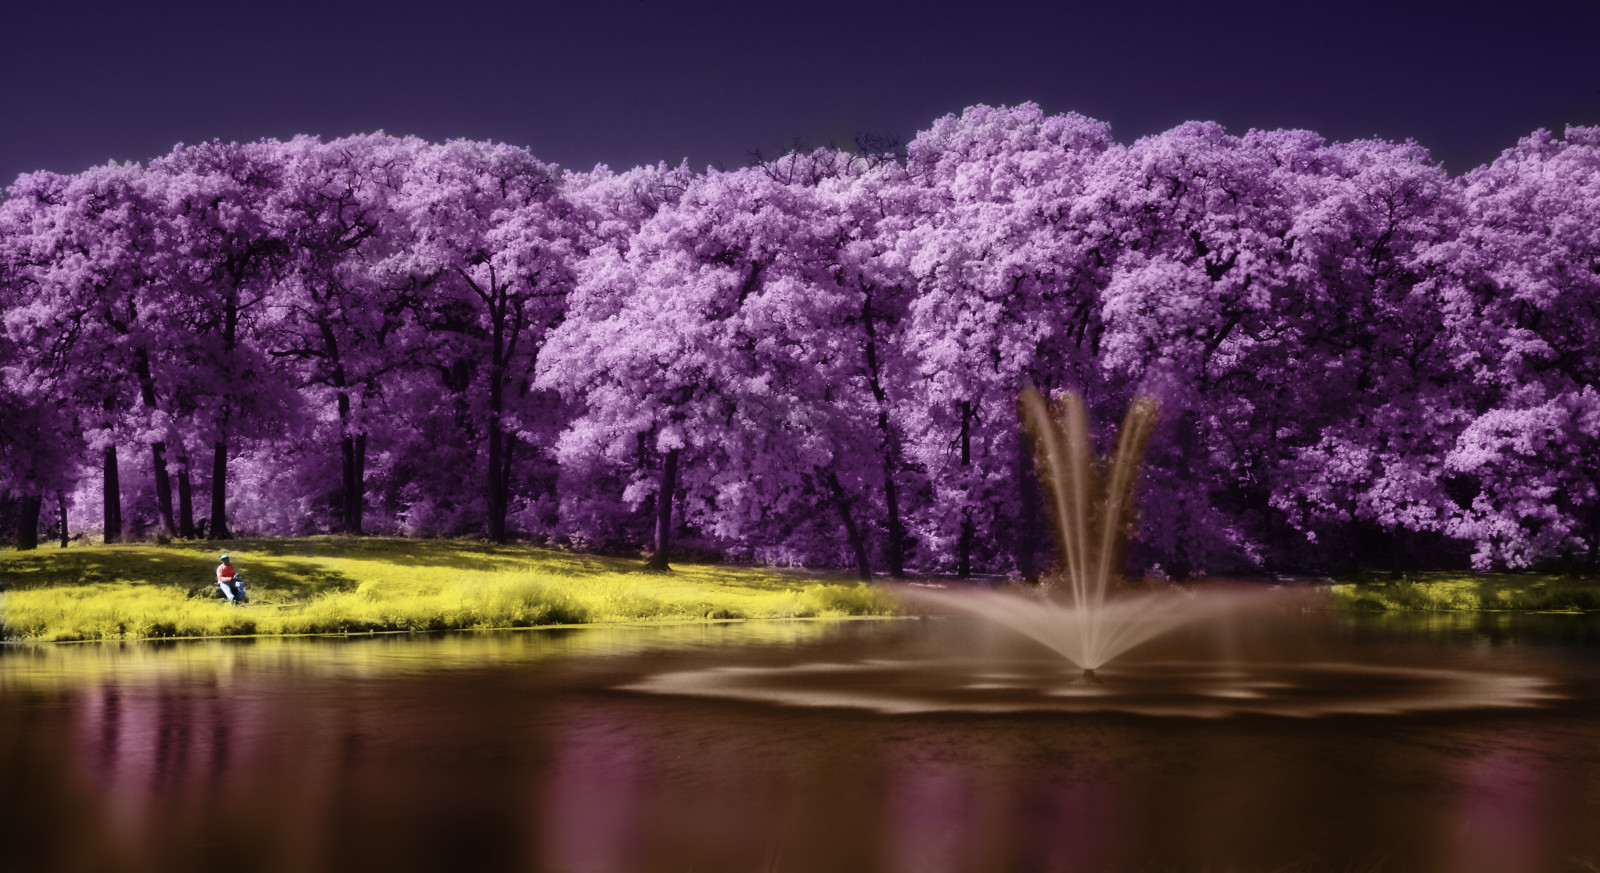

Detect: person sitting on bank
[216,554,246,603]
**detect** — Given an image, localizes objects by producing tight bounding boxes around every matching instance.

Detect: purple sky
[3,0,1596,184]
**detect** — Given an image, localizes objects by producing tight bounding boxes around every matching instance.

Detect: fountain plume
[906,386,1208,675]
[1017,385,1159,613]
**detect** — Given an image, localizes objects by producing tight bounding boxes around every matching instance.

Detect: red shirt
[217,563,236,583]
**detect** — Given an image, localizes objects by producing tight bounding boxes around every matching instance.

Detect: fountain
[620,386,1563,718]
[905,385,1222,681]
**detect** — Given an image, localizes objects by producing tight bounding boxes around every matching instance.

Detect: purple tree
[1085,123,1460,575]
[270,134,428,535]
[542,156,924,573]
[805,151,925,579]
[12,110,1600,580]
[1087,122,1307,575]
[152,140,299,540]
[897,103,1115,578]
[1264,137,1463,572]
[1436,126,1600,569]
[396,140,580,543]
[0,164,187,543]
[539,164,815,570]
[726,148,929,579]
[0,184,86,548]
[539,161,699,550]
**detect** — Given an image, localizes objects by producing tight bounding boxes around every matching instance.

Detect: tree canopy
[4,106,1599,575]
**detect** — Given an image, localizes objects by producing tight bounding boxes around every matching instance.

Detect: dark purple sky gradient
[3,0,1596,183]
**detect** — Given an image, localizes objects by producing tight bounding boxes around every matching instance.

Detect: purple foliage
[3,106,1599,574]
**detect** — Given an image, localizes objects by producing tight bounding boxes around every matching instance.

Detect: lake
[3,607,1599,872]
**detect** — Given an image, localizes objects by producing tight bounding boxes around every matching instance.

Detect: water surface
[3,611,1599,872]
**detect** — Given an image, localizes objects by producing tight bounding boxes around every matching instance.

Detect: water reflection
[1442,725,1585,873]
[542,703,649,873]
[0,617,1598,871]
[879,732,1128,872]
[885,749,982,872]
[0,620,856,692]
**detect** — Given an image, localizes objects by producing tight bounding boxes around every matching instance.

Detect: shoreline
[6,537,1599,643]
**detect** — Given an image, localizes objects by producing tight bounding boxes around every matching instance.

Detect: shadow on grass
[1,548,219,592]
[1,535,870,600]
[198,536,636,575]
[0,544,359,599]
[217,536,842,587]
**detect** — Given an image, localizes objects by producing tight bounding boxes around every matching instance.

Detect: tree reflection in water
[0,620,1596,872]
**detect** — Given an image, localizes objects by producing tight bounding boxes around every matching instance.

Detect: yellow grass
[1330,571,1600,612]
[0,537,897,642]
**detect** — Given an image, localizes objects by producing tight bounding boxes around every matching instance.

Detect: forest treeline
[2,104,1598,577]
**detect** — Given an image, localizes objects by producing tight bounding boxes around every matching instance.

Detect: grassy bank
[1329,572,1600,612]
[0,537,896,642]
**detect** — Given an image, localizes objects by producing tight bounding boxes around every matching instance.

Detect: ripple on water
[618,658,1564,718]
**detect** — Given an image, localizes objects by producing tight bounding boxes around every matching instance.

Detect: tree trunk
[958,400,973,579]
[339,428,361,535]
[322,318,367,537]
[16,495,41,550]
[958,513,974,579]
[332,381,367,535]
[151,442,176,538]
[134,350,176,538]
[645,448,680,572]
[1014,433,1040,583]
[860,295,906,578]
[1585,502,1600,576]
[208,439,231,540]
[353,431,367,535]
[210,291,240,542]
[487,427,507,544]
[103,445,122,544]
[827,472,871,582]
[58,492,69,548]
[176,449,195,538]
[882,454,906,578]
[499,432,518,539]
[486,301,509,545]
